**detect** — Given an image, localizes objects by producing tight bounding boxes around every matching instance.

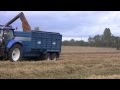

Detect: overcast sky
[0,11,120,41]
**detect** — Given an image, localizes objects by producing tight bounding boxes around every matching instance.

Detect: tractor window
[4,30,14,40]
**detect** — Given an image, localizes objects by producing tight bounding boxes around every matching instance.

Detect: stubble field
[1,46,120,79]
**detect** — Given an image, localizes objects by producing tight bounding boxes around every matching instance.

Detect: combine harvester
[0,12,62,62]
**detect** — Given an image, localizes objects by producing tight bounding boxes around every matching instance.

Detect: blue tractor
[0,12,62,62]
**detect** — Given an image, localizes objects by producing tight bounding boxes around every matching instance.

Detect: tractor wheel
[8,44,22,62]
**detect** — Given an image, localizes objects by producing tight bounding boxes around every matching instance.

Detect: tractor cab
[0,25,22,61]
[0,25,14,47]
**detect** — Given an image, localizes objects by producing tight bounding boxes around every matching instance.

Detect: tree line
[62,28,120,49]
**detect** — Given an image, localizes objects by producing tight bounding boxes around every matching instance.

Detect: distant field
[62,46,119,53]
[1,46,120,79]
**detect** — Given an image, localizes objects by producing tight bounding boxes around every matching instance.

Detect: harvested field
[0,46,120,79]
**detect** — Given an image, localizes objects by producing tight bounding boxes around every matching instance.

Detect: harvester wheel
[8,44,22,62]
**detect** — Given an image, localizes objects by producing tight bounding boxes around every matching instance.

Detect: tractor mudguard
[6,39,22,51]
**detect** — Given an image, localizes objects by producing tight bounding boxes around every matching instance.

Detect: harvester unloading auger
[5,12,31,32]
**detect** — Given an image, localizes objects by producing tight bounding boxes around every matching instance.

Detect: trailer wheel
[44,53,51,61]
[0,57,3,60]
[8,44,22,62]
[117,46,120,50]
[51,53,57,61]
